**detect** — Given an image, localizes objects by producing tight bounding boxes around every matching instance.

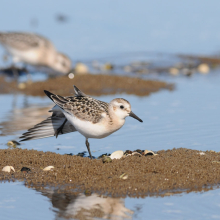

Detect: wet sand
[1,148,220,197]
[0,74,173,96]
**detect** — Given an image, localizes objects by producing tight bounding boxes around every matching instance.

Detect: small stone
[197,63,209,74]
[74,63,88,75]
[2,166,15,173]
[169,67,179,76]
[124,150,132,155]
[135,149,143,154]
[43,166,54,171]
[68,73,74,79]
[21,167,31,173]
[103,63,114,70]
[102,156,112,163]
[110,150,124,160]
[84,189,92,196]
[18,83,26,90]
[212,161,220,164]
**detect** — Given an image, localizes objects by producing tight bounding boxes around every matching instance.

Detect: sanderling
[0,32,72,74]
[20,86,143,158]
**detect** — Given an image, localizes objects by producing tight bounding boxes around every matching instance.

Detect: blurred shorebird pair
[20,86,143,158]
[0,32,72,75]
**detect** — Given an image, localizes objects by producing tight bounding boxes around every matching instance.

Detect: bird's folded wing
[0,32,53,51]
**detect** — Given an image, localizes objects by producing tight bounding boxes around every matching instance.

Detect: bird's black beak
[129,111,143,122]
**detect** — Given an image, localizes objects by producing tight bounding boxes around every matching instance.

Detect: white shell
[43,166,54,171]
[132,152,142,156]
[144,150,156,156]
[2,166,15,172]
[110,150,124,160]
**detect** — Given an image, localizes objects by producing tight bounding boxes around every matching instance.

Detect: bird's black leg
[11,65,19,82]
[85,139,93,159]
[54,119,67,138]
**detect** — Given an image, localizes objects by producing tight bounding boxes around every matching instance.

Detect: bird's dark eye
[120,105,124,109]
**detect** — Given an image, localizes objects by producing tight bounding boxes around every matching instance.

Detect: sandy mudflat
[1,148,220,197]
[0,74,173,96]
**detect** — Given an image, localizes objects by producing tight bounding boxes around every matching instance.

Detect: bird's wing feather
[0,32,53,51]
[44,89,109,124]
[20,112,76,141]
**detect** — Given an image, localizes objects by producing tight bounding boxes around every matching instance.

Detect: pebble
[169,67,179,76]
[74,63,88,75]
[197,63,209,74]
[21,167,31,172]
[2,166,15,173]
[18,83,26,90]
[68,73,74,79]
[102,156,112,163]
[103,63,114,70]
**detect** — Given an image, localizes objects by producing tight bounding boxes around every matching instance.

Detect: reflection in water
[0,95,52,136]
[40,189,133,220]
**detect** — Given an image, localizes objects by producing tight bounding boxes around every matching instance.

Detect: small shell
[132,152,142,157]
[43,166,54,171]
[120,173,128,180]
[2,166,15,173]
[212,161,220,164]
[110,150,124,159]
[144,150,157,156]
[7,140,20,148]
[124,150,132,155]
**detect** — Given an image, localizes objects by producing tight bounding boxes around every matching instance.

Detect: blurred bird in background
[0,32,72,75]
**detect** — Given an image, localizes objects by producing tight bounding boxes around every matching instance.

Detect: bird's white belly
[8,47,40,65]
[62,111,115,139]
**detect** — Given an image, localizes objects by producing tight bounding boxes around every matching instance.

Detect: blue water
[1,0,220,61]
[1,0,220,219]
[0,71,220,219]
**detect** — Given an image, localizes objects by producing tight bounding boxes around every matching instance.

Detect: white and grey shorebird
[20,86,143,158]
[0,32,72,74]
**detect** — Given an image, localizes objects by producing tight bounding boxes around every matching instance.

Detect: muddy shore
[1,148,220,197]
[0,74,173,96]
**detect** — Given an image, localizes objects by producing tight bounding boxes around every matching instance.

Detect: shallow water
[1,71,220,219]
[1,0,220,218]
[1,182,220,220]
[1,72,220,155]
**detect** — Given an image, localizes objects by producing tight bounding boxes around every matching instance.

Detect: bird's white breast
[62,110,122,139]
